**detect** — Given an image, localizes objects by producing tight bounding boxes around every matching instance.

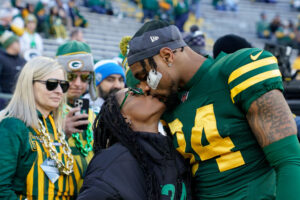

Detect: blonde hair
[0,56,66,132]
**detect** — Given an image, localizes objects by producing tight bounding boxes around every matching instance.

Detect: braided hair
[93,94,161,200]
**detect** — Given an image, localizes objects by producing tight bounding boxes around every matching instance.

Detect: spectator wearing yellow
[275,20,295,47]
[34,0,51,38]
[68,0,88,28]
[0,57,80,199]
[50,6,67,43]
[256,12,271,39]
[56,40,97,192]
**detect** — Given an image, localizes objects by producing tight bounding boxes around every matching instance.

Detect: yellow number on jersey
[169,119,199,175]
[169,104,245,174]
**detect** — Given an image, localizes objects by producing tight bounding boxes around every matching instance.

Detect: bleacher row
[199,0,296,48]
[43,4,142,61]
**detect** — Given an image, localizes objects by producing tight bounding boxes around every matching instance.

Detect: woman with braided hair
[77,88,192,200]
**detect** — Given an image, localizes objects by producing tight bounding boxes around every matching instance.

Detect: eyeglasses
[33,79,70,93]
[120,87,144,109]
[67,73,91,82]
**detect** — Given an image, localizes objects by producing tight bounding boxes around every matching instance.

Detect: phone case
[74,98,89,131]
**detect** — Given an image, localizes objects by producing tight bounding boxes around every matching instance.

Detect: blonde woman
[0,57,80,199]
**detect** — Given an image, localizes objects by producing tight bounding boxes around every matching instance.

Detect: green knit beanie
[56,40,91,56]
[56,40,97,101]
[56,41,93,72]
[0,31,18,49]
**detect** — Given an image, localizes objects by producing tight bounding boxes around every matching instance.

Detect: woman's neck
[131,121,159,133]
[37,107,50,118]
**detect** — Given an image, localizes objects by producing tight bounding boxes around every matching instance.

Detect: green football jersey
[163,48,283,198]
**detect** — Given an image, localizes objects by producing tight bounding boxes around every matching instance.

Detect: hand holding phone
[64,107,89,137]
[74,98,89,131]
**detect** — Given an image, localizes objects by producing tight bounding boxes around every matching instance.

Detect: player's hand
[64,107,89,138]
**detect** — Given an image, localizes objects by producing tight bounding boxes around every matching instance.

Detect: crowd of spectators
[139,0,196,32]
[256,13,300,50]
[0,0,88,44]
[0,0,94,97]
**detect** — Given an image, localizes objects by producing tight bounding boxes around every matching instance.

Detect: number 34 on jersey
[168,104,245,176]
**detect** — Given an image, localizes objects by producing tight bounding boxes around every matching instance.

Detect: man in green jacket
[141,0,159,22]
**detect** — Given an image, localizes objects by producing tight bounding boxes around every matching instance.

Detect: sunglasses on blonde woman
[33,79,70,93]
[120,87,144,109]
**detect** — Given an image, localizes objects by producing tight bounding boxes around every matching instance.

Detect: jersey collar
[181,56,214,91]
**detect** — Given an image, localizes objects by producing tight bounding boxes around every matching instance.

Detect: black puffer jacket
[78,132,192,200]
[0,49,25,93]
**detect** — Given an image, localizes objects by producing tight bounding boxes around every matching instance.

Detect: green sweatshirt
[0,115,79,200]
[0,117,36,199]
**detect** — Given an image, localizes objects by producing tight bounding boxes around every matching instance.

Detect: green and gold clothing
[63,104,95,192]
[163,48,283,199]
[0,114,79,200]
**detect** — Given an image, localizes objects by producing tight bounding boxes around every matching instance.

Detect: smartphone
[74,98,89,131]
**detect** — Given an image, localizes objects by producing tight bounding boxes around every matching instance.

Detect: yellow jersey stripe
[48,180,54,200]
[49,115,58,141]
[26,160,35,199]
[69,175,74,196]
[228,56,278,84]
[56,153,64,199]
[37,144,44,200]
[231,69,281,102]
[73,161,81,193]
[64,171,70,197]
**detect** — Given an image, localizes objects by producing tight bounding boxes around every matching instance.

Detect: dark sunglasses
[33,79,70,93]
[120,87,144,109]
[67,73,91,82]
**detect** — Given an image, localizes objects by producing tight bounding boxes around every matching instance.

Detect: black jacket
[78,132,191,200]
[0,49,26,93]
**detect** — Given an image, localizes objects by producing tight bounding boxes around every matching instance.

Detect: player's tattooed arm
[246,89,297,148]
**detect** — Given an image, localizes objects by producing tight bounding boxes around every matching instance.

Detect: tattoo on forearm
[247,90,296,147]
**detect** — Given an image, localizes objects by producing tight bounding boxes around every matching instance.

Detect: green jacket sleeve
[263,135,300,200]
[0,118,31,200]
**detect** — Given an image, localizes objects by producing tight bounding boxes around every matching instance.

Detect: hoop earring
[168,63,172,67]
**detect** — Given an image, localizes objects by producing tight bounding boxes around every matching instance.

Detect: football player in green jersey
[127,20,300,200]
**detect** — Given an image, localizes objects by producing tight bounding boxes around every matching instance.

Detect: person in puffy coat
[78,87,192,200]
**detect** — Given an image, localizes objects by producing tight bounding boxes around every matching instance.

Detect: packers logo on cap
[68,59,84,71]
